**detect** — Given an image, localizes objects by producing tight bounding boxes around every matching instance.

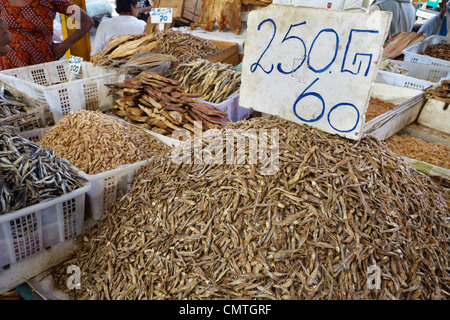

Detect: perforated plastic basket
[196,93,252,122]
[76,159,151,220]
[0,60,122,123]
[403,35,450,67]
[376,59,450,89]
[0,183,90,269]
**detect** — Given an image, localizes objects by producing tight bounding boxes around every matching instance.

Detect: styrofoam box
[403,35,450,67]
[0,183,90,269]
[197,93,252,123]
[0,60,122,123]
[376,59,450,90]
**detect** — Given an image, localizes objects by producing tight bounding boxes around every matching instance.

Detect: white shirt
[419,12,450,37]
[91,15,147,56]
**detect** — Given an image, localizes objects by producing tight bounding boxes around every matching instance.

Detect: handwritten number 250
[250,20,339,75]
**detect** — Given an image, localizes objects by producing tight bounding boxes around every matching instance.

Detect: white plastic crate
[76,159,152,220]
[16,126,50,143]
[197,93,252,123]
[403,35,450,67]
[0,60,122,123]
[376,59,450,89]
[0,183,90,269]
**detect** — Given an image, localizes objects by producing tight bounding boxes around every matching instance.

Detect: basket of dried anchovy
[36,110,171,221]
[0,82,52,132]
[0,127,90,269]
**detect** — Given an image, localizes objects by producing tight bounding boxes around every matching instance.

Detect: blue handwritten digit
[308,28,339,73]
[276,22,307,74]
[250,19,276,74]
[293,77,325,123]
[341,29,379,77]
[327,102,359,132]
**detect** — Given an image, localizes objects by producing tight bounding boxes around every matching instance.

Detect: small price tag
[150,8,173,24]
[68,55,83,74]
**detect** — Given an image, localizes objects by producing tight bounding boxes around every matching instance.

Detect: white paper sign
[239,5,391,140]
[150,8,173,24]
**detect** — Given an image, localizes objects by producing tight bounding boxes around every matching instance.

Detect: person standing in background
[419,0,450,36]
[0,0,93,70]
[369,0,416,38]
[0,17,12,56]
[137,0,152,22]
[90,0,146,56]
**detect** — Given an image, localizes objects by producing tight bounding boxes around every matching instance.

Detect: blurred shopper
[419,0,450,36]
[90,0,146,56]
[0,0,93,70]
[369,0,416,38]
[0,17,12,56]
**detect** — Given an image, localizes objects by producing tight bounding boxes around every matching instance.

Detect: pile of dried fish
[167,59,241,104]
[107,71,230,137]
[91,34,160,67]
[0,126,87,215]
[365,97,398,122]
[386,134,450,169]
[378,60,408,75]
[38,110,169,175]
[383,32,426,59]
[117,52,180,76]
[424,42,450,61]
[423,79,450,103]
[153,30,221,62]
[0,83,52,131]
[52,116,449,300]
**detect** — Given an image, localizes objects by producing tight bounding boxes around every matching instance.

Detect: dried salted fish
[167,59,241,104]
[386,134,450,169]
[38,110,169,175]
[107,71,230,137]
[52,116,450,300]
[0,126,87,215]
[365,97,398,122]
[152,30,221,62]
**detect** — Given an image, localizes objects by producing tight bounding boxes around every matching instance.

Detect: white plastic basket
[0,183,90,269]
[403,35,450,67]
[76,159,152,220]
[376,59,450,89]
[0,60,122,123]
[16,126,49,143]
[197,93,252,123]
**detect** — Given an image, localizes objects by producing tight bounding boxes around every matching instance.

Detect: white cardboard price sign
[239,5,391,140]
[150,8,173,24]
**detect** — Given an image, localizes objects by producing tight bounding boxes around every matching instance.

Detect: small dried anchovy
[0,126,87,215]
[52,116,449,300]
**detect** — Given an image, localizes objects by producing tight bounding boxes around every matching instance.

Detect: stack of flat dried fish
[167,59,241,104]
[117,52,180,76]
[423,79,450,103]
[152,30,222,62]
[91,34,161,67]
[423,42,450,61]
[383,32,426,59]
[38,110,169,175]
[107,71,230,137]
[52,116,450,300]
[0,126,87,215]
